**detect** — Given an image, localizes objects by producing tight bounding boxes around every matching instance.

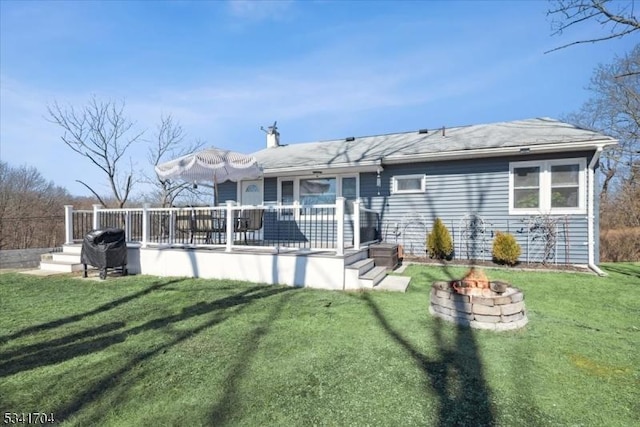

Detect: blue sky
[0,0,636,197]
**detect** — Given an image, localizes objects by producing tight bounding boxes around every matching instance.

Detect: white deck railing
[64,198,380,256]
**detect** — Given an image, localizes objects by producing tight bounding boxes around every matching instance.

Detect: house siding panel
[236,151,595,264]
[358,152,594,264]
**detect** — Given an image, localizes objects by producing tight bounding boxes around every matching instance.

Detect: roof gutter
[381,139,617,165]
[262,161,382,177]
[587,146,607,276]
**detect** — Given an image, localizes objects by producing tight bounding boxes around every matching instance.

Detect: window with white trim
[277,174,359,216]
[392,174,426,194]
[509,158,586,215]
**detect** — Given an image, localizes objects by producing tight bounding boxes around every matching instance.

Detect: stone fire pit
[429,268,528,331]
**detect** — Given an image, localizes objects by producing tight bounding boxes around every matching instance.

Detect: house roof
[252,117,616,175]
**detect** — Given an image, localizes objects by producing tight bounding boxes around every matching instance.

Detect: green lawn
[1,264,638,426]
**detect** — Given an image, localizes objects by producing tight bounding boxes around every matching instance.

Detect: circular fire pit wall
[429,280,528,331]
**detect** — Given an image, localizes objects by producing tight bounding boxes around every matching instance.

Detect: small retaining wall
[0,248,55,269]
[429,281,528,331]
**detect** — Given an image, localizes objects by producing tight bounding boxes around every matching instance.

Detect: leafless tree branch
[547,0,639,53]
[143,114,205,207]
[47,97,143,207]
[75,180,107,207]
[562,45,640,197]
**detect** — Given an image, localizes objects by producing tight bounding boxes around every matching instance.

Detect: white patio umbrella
[155,147,262,205]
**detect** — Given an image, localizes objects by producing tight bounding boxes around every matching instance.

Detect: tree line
[0,162,79,250]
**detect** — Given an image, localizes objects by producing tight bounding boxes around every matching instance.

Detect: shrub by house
[427,218,453,260]
[492,231,521,266]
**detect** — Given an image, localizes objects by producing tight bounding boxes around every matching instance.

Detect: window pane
[514,167,539,187]
[514,189,539,208]
[552,187,579,208]
[342,177,357,199]
[342,177,357,214]
[281,181,293,204]
[300,178,336,205]
[397,177,422,191]
[551,164,579,186]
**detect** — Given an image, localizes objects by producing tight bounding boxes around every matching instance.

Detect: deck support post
[336,197,345,256]
[168,211,175,245]
[125,210,132,241]
[64,205,74,244]
[92,204,102,230]
[353,199,361,250]
[226,201,235,253]
[142,203,150,248]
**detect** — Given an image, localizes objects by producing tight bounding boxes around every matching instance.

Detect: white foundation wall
[136,248,347,290]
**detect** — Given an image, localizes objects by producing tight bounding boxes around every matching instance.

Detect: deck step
[51,253,81,263]
[373,275,411,292]
[359,266,387,289]
[39,260,84,273]
[62,244,82,255]
[345,258,375,275]
[343,248,369,266]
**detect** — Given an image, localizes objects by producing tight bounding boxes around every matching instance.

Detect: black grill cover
[81,228,127,269]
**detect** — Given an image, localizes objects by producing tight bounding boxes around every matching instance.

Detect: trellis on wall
[457,213,490,260]
[523,215,563,264]
[400,212,429,256]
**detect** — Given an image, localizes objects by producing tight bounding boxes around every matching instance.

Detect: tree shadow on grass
[43,285,296,422]
[208,289,294,425]
[601,264,640,278]
[0,278,187,345]
[0,284,293,381]
[0,321,127,361]
[363,292,496,426]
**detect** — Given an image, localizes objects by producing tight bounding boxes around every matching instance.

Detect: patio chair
[175,212,193,244]
[192,213,214,244]
[234,209,264,244]
[187,209,230,244]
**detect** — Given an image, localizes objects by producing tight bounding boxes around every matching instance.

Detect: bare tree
[47,97,143,208]
[563,45,639,197]
[145,114,205,207]
[547,0,640,53]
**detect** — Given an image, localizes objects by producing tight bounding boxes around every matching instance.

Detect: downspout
[588,146,606,276]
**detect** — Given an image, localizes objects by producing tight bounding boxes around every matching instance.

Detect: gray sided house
[218,118,616,269]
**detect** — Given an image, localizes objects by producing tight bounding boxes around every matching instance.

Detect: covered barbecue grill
[81,228,128,279]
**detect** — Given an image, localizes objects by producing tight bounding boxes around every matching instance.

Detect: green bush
[492,231,522,266]
[427,218,453,259]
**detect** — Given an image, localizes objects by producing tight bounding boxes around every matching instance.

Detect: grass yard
[0,263,638,426]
